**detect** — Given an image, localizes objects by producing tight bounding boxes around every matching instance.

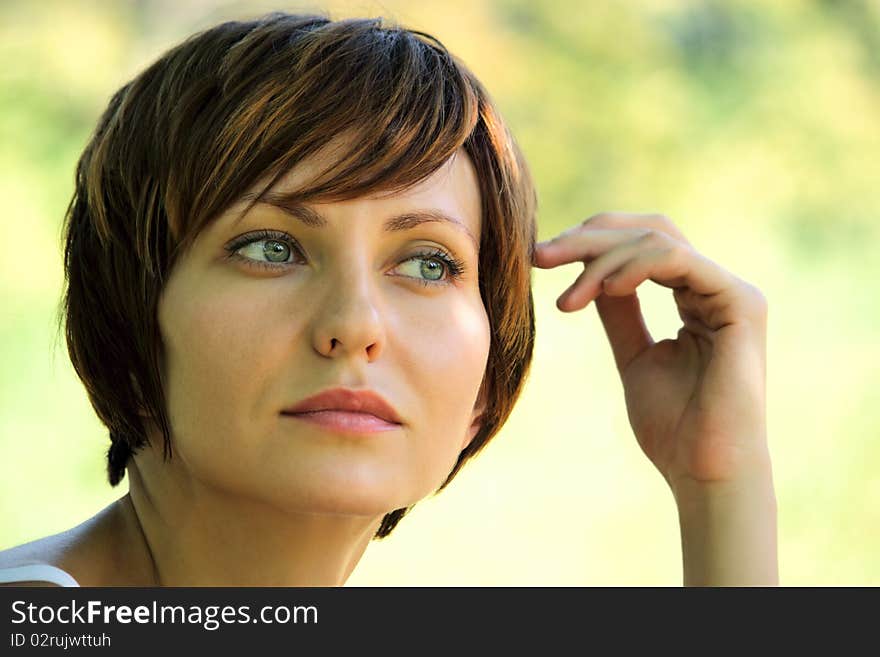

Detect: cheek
[425,301,489,377]
[157,279,278,459]
[399,290,489,389]
[402,297,490,471]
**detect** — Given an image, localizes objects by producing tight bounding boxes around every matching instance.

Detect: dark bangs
[166,14,481,256]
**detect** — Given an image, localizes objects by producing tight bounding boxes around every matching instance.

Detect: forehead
[237,137,483,241]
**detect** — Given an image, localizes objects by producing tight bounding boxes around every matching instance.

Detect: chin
[278,489,415,518]
[253,470,425,518]
[321,474,423,513]
[197,449,432,517]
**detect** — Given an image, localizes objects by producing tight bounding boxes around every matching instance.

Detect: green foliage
[1,0,877,584]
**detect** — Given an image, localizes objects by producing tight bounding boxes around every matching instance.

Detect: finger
[582,212,694,247]
[673,279,769,334]
[675,301,715,344]
[594,244,738,373]
[534,227,650,269]
[548,230,723,309]
[534,212,693,269]
[556,237,651,311]
[601,239,736,298]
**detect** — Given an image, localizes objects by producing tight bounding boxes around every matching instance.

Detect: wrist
[672,467,779,586]
[671,461,776,512]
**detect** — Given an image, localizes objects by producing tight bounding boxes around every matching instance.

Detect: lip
[282,410,401,435]
[281,387,403,425]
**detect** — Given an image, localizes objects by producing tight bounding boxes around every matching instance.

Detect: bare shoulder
[0,497,149,587]
[0,531,78,587]
[0,532,75,568]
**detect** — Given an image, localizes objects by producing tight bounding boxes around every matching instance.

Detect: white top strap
[0,564,81,587]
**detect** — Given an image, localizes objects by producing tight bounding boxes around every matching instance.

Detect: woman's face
[149,146,489,517]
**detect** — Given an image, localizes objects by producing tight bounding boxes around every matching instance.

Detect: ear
[461,411,485,452]
[460,380,489,452]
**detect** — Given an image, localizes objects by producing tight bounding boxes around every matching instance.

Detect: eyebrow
[236,193,479,254]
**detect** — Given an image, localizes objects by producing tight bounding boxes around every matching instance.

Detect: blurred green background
[1,0,878,585]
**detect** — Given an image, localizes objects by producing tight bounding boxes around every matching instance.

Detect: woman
[0,11,776,586]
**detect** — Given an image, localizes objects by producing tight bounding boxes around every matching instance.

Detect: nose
[310,260,386,361]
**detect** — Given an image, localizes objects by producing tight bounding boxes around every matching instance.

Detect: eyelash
[223,229,467,287]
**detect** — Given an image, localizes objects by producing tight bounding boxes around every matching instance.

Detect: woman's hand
[533,212,777,585]
[533,212,770,491]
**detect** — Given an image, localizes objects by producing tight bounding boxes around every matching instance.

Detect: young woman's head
[60,12,537,539]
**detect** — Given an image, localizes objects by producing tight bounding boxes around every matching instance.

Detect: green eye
[396,249,465,287]
[225,231,467,286]
[225,229,301,271]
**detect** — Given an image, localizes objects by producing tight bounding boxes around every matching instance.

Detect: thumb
[594,288,654,374]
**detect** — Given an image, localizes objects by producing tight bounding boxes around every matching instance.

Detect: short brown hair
[59,11,538,539]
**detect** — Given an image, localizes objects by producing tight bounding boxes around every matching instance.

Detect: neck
[121,459,383,587]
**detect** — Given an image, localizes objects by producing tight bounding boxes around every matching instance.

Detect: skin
[0,144,489,586]
[1,154,778,587]
[533,214,777,585]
